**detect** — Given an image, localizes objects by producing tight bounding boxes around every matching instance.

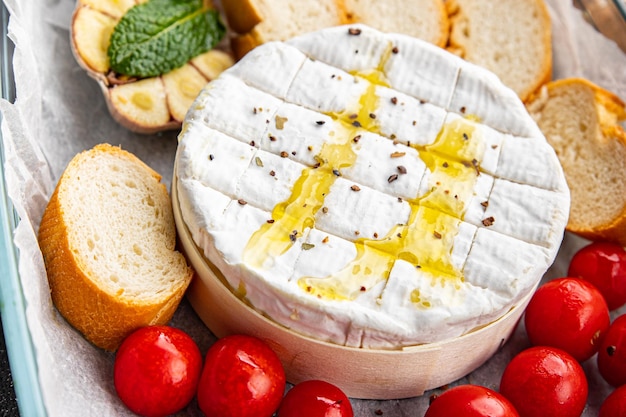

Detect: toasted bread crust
[446,0,552,102]
[230,32,260,60]
[344,0,450,48]
[430,0,451,48]
[221,0,263,34]
[226,0,450,59]
[38,144,192,351]
[527,78,626,245]
[227,0,350,59]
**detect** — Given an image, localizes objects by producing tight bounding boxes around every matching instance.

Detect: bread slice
[526,78,626,244]
[225,0,349,58]
[446,0,552,102]
[344,0,449,47]
[37,144,193,351]
[223,0,450,58]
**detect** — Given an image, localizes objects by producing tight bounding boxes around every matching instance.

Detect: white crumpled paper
[1,0,625,415]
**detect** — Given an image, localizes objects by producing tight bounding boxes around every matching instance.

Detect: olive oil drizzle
[242,46,393,268]
[298,119,482,302]
[243,45,485,306]
[242,124,358,268]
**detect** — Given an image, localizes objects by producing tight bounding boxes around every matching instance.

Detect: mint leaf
[108,0,225,78]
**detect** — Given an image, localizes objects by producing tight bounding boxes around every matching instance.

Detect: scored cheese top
[175,24,569,349]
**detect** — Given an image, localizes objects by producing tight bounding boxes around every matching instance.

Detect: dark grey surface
[0,320,19,417]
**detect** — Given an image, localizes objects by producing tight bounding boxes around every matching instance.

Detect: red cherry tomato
[113,325,202,417]
[499,346,588,417]
[524,277,610,361]
[568,241,626,310]
[599,385,626,417]
[277,380,353,417]
[424,385,519,417]
[597,314,626,387]
[197,334,286,417]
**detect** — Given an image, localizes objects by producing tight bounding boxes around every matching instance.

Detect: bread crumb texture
[223,0,551,102]
[527,78,626,244]
[446,0,552,102]
[37,144,193,351]
[225,0,450,58]
[344,0,450,47]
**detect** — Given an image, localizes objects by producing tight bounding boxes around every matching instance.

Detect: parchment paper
[1,0,625,415]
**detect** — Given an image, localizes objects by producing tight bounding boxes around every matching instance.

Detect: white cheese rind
[449,64,543,138]
[374,86,447,147]
[286,59,369,114]
[314,176,412,242]
[176,25,569,348]
[227,41,306,98]
[496,135,568,192]
[338,131,428,201]
[261,102,335,167]
[177,121,255,197]
[190,74,282,145]
[288,25,389,73]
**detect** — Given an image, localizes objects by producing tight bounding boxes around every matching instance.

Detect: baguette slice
[344,0,449,47]
[226,0,349,58]
[38,144,193,351]
[223,0,450,58]
[526,78,626,244]
[446,0,552,102]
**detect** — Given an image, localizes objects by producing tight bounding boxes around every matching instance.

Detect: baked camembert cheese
[175,24,569,349]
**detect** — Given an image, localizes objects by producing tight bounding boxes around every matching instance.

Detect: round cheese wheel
[174,24,569,350]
